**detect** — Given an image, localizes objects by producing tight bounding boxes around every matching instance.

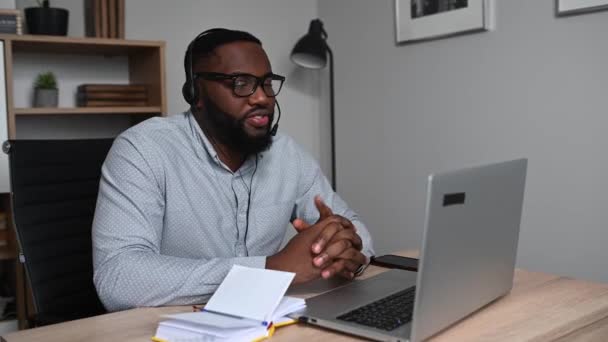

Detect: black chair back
[5,139,113,325]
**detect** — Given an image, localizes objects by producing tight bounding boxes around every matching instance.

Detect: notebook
[153,265,306,342]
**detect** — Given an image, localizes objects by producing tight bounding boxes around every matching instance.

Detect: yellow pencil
[273,319,298,328]
[151,336,168,342]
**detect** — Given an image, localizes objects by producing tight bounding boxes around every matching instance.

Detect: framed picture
[557,0,608,16]
[395,0,492,44]
[0,9,22,35]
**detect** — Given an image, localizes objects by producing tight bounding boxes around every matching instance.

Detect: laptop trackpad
[305,269,417,318]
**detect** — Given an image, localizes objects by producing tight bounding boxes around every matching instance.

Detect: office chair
[4,139,113,325]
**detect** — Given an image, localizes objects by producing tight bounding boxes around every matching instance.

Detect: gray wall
[319,0,608,282]
[0,0,14,9]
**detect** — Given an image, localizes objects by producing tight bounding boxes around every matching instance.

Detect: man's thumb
[292,218,311,233]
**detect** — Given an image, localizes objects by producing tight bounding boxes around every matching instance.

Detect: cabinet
[0,33,166,329]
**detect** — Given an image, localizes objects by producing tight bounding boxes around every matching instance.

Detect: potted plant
[33,71,58,107]
[25,0,69,36]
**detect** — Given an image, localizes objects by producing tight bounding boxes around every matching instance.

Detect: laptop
[299,158,527,342]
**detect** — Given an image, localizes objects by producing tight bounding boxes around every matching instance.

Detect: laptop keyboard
[336,286,416,331]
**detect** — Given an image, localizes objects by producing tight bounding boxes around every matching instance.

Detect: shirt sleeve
[92,135,266,312]
[292,141,375,261]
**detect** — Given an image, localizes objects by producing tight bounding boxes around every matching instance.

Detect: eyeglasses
[194,72,286,97]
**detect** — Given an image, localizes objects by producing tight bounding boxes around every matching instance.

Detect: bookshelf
[0,34,167,329]
[0,33,167,138]
[14,106,162,115]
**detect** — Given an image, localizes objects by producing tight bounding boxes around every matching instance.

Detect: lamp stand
[328,46,336,190]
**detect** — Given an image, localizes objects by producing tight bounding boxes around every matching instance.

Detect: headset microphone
[270,99,281,136]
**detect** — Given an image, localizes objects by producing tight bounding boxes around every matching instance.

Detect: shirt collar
[186,110,257,174]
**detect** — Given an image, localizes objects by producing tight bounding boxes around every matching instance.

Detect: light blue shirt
[93,111,375,311]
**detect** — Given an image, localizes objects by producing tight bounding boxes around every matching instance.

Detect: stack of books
[0,10,22,34]
[77,84,148,107]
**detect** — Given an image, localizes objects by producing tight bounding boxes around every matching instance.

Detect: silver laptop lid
[410,159,527,342]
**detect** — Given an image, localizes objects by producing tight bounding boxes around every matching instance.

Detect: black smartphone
[371,254,418,272]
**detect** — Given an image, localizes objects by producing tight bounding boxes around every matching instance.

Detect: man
[93,28,374,312]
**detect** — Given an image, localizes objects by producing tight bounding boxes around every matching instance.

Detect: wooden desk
[3,250,608,342]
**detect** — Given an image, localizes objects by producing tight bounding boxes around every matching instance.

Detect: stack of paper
[154,265,306,342]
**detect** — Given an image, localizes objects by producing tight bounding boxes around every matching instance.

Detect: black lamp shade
[290,19,327,69]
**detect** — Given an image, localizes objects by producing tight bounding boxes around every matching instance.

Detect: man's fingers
[338,269,355,280]
[292,218,311,233]
[321,259,344,279]
[344,259,361,273]
[325,229,363,251]
[312,221,343,254]
[314,195,334,219]
[314,239,352,267]
[335,248,368,267]
[322,253,361,274]
[320,251,365,279]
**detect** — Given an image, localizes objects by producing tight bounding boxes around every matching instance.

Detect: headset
[182,29,281,136]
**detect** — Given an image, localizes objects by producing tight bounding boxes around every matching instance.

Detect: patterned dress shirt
[92,111,375,311]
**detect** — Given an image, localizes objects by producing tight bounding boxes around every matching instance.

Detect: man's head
[183,28,284,156]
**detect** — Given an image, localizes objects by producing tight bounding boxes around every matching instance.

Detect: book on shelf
[109,0,116,38]
[0,26,17,35]
[95,0,102,38]
[100,0,108,38]
[77,84,147,93]
[77,91,147,101]
[154,265,306,342]
[77,99,148,107]
[0,10,22,35]
[117,0,125,38]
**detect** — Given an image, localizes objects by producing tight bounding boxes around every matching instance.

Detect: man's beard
[200,94,274,156]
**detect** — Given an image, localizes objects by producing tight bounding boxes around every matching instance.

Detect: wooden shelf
[1,34,167,138]
[0,34,164,55]
[14,107,163,115]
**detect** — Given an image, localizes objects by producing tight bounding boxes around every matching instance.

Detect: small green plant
[34,72,57,89]
[36,0,50,7]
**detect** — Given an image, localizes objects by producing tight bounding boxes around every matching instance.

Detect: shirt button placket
[234,175,249,257]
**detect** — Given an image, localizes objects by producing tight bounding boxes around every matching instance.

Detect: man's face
[194,41,276,154]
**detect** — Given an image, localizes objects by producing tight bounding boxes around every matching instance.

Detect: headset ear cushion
[182,81,193,105]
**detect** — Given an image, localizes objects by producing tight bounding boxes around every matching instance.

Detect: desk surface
[3,250,608,342]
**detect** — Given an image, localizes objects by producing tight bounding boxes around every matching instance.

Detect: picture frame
[395,0,492,44]
[0,9,22,35]
[556,0,608,16]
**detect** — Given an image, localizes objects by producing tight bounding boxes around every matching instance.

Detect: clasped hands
[267,195,367,284]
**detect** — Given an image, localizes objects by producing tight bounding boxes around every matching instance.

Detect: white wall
[124,0,325,165]
[319,0,608,282]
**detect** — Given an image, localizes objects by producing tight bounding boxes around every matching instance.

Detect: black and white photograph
[411,0,469,19]
[557,0,608,16]
[396,0,491,44]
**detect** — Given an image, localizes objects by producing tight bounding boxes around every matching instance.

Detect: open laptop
[299,159,527,342]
